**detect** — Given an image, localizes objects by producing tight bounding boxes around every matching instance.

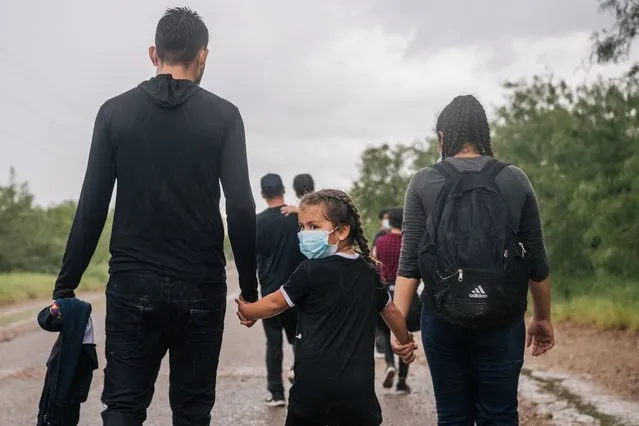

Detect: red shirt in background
[375,232,402,284]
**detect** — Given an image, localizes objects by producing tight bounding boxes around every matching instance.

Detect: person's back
[290,255,382,373]
[104,77,253,283]
[257,206,305,296]
[51,8,258,425]
[256,174,305,406]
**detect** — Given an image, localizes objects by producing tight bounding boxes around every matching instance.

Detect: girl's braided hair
[436,94,494,159]
[299,189,380,275]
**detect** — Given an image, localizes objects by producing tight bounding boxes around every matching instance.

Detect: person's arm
[513,167,551,317]
[511,166,554,355]
[235,290,290,321]
[220,107,258,302]
[53,106,115,299]
[529,276,551,320]
[394,173,427,318]
[380,302,413,346]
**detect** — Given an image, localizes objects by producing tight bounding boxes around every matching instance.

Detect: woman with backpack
[392,95,555,425]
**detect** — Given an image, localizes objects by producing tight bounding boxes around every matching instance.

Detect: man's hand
[527,316,555,356]
[392,336,418,364]
[235,297,256,328]
[280,205,299,216]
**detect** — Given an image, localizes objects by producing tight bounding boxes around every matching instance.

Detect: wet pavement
[0,269,436,425]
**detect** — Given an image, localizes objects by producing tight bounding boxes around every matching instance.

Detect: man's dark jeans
[101,272,226,426]
[421,311,525,425]
[262,308,297,396]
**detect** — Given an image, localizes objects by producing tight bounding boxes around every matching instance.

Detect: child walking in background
[236,189,416,426]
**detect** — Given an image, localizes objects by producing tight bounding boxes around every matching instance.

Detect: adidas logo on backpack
[468,285,488,299]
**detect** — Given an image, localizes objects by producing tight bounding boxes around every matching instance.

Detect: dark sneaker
[396,379,411,394]
[265,393,286,407]
[382,365,396,389]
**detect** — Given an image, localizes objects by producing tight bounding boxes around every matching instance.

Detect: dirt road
[0,269,637,425]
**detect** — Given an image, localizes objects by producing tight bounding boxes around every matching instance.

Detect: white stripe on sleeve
[280,287,295,308]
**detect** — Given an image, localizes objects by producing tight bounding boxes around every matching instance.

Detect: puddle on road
[520,368,639,426]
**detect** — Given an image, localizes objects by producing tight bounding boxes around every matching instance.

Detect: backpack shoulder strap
[480,159,509,180]
[432,160,458,181]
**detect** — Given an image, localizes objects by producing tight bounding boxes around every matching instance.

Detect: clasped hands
[235,296,256,328]
[391,334,418,365]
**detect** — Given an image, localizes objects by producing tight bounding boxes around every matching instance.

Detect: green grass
[0,263,108,307]
[549,275,639,332]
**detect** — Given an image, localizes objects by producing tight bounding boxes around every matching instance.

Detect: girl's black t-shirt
[281,254,391,422]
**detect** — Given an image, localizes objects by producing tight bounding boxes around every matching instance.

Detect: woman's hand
[392,336,418,364]
[235,297,256,328]
[526,316,555,356]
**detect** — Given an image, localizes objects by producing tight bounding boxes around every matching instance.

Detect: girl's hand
[235,297,256,328]
[391,336,418,360]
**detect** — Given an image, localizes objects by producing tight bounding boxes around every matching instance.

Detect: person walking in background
[292,173,315,199]
[281,173,315,216]
[371,209,390,255]
[375,207,413,394]
[51,8,258,425]
[256,174,306,407]
[372,208,390,358]
[392,95,554,425]
[236,189,416,426]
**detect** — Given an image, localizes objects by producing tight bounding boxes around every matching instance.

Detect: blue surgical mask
[298,229,339,259]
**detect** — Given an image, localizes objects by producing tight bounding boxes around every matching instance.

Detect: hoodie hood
[138,74,202,108]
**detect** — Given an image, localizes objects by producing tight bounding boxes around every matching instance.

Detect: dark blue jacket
[37,298,98,426]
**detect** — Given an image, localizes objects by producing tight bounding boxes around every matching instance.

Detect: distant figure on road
[372,208,390,357]
[375,207,416,394]
[51,7,258,426]
[281,173,315,216]
[236,189,416,426]
[292,173,315,199]
[371,209,390,256]
[256,174,306,407]
[392,95,554,424]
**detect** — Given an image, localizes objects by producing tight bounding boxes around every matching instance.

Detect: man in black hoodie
[51,7,258,426]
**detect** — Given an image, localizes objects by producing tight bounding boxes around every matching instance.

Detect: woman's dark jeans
[421,310,525,425]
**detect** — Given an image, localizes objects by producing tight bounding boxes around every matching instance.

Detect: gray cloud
[0,0,631,210]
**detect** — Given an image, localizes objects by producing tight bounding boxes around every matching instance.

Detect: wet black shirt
[281,254,390,421]
[256,206,305,296]
[53,75,258,302]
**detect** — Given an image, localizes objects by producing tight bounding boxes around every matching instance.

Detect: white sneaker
[382,365,396,389]
[374,350,385,359]
[265,393,286,407]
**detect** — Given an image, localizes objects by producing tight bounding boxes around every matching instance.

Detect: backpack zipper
[438,269,463,282]
[519,242,527,258]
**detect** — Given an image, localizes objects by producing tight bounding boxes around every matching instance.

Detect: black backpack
[417,159,530,329]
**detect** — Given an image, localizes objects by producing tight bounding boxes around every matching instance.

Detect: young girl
[236,189,416,426]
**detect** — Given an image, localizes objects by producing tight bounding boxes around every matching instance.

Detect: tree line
[0,168,111,274]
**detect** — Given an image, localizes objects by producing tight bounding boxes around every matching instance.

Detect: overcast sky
[0,0,635,210]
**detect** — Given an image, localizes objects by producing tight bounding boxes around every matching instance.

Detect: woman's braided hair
[299,189,380,275]
[435,94,494,159]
